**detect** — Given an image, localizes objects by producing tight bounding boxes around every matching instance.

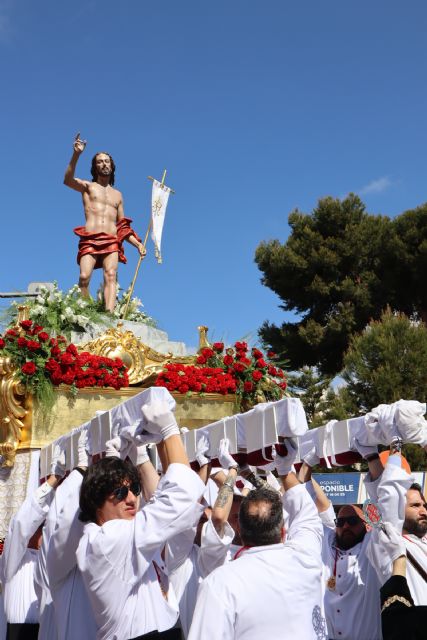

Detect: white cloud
[359,176,392,196]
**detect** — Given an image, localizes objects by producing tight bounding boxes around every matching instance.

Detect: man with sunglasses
[75,401,205,640]
[300,441,384,640]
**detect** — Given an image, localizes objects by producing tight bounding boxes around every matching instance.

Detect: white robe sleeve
[376,463,413,531]
[319,503,336,530]
[283,483,323,553]
[1,483,54,584]
[198,518,235,578]
[46,470,84,589]
[165,501,204,575]
[366,463,414,585]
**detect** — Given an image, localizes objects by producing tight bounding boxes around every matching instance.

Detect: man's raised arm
[63,132,89,193]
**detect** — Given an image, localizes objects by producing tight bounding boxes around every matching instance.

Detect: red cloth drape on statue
[73,217,141,269]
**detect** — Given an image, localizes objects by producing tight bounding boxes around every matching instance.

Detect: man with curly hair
[76,401,205,640]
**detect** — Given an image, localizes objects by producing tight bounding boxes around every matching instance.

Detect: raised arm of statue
[64,132,89,193]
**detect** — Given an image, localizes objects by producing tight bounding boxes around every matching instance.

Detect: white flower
[64,307,74,318]
[77,298,88,308]
[31,305,45,315]
[36,295,45,304]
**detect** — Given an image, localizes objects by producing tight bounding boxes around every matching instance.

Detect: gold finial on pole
[197,326,210,351]
[121,170,173,320]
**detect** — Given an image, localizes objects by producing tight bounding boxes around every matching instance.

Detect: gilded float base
[27,386,238,449]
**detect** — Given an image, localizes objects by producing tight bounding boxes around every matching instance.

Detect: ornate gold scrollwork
[0,357,29,467]
[80,325,197,385]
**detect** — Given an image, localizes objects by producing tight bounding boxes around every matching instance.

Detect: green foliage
[2,282,157,339]
[286,367,332,425]
[401,444,427,472]
[255,194,421,375]
[96,282,157,326]
[343,309,427,413]
[391,203,427,321]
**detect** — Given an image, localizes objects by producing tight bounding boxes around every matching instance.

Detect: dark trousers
[130,628,182,640]
[6,623,39,640]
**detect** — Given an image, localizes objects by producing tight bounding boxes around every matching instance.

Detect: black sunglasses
[112,482,141,501]
[335,516,362,528]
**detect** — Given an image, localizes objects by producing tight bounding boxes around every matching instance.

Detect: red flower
[20,320,33,330]
[201,348,214,359]
[66,343,78,356]
[234,341,248,352]
[21,361,36,375]
[45,358,60,373]
[252,370,263,382]
[276,370,284,379]
[61,352,74,365]
[223,355,234,366]
[17,337,28,348]
[255,359,267,369]
[38,332,49,342]
[27,340,41,352]
[251,348,263,360]
[51,346,61,357]
[268,365,277,376]
[6,329,17,340]
[32,324,43,334]
[267,351,276,359]
[233,362,246,373]
[196,355,207,365]
[62,370,76,385]
[57,335,67,343]
[243,381,254,392]
[0,339,5,349]
[279,381,287,390]
[213,342,224,352]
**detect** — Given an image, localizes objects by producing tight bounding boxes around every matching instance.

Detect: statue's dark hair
[91,151,116,186]
[79,457,139,523]
[238,487,284,547]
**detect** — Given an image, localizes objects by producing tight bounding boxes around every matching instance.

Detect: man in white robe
[188,449,324,640]
[300,442,384,640]
[76,400,205,640]
[0,472,60,640]
[366,453,427,605]
[166,438,240,637]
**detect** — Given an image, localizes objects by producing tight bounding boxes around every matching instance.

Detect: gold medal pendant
[327,576,336,591]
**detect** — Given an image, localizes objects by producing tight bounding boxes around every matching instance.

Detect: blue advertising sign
[313,473,361,505]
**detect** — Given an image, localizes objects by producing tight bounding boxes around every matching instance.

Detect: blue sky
[1,1,426,351]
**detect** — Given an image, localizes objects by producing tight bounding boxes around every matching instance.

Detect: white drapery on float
[36,390,427,481]
[3,391,426,537]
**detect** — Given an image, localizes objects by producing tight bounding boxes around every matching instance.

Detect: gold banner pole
[121,170,168,320]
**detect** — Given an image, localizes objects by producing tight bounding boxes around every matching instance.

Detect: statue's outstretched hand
[73,131,87,154]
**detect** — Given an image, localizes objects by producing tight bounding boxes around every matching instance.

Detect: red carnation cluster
[156,341,287,403]
[155,363,237,395]
[0,320,129,392]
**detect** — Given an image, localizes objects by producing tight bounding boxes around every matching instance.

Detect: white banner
[151,179,171,264]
